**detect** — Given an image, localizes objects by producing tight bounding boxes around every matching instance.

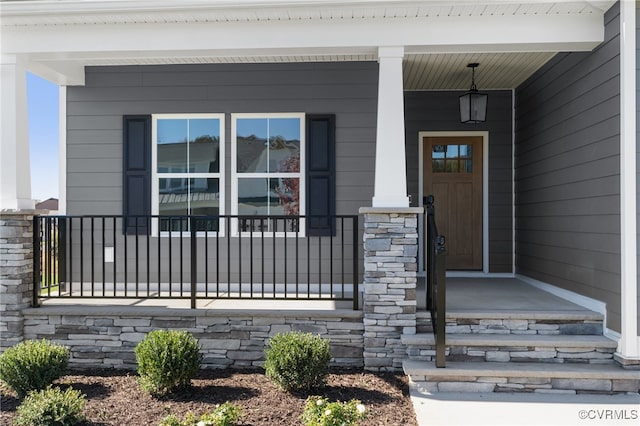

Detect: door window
[432,144,473,173]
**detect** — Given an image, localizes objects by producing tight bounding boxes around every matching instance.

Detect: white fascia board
[3,11,603,57]
[0,1,613,15]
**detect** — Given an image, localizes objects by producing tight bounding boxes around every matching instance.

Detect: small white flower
[324,409,332,416]
[316,399,324,406]
[356,404,366,414]
[197,421,206,426]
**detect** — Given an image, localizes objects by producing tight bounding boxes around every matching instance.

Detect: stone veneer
[0,210,41,352]
[359,207,422,371]
[22,306,364,369]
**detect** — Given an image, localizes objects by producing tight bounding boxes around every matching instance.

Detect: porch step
[417,310,604,335]
[403,360,640,394]
[402,333,617,364]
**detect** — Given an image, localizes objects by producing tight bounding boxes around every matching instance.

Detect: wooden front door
[423,136,483,270]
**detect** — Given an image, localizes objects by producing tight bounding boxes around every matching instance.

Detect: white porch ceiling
[404,51,557,90]
[0,0,614,89]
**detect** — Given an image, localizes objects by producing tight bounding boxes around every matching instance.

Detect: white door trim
[418,131,489,274]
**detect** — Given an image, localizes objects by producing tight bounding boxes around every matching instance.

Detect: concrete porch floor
[40,276,596,316]
[417,276,598,317]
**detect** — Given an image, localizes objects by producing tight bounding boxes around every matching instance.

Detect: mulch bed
[0,368,418,425]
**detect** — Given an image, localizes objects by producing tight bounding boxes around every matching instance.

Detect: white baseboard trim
[605,328,622,343]
[515,274,606,315]
[446,272,515,278]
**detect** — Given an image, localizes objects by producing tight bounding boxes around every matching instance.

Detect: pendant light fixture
[459,63,488,124]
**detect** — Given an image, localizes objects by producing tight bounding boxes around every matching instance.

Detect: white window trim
[231,112,306,237]
[151,113,225,237]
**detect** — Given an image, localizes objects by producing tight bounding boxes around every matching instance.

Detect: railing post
[426,195,447,368]
[58,217,67,292]
[190,216,197,309]
[425,195,434,310]
[32,216,41,307]
[352,215,359,310]
[435,235,446,368]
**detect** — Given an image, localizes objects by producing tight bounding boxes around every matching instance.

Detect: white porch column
[58,85,67,214]
[618,0,639,361]
[1,55,33,210]
[372,46,409,208]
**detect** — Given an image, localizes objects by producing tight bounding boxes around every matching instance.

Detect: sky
[27,72,59,201]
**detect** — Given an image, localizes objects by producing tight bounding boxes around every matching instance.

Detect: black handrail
[425,195,447,368]
[32,214,359,310]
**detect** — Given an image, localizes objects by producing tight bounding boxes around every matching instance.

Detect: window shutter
[123,115,151,235]
[306,114,336,236]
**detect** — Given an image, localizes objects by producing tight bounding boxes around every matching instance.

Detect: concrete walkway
[410,386,640,426]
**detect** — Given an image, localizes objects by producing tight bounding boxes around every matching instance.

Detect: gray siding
[66,62,378,285]
[404,90,514,273]
[67,62,378,216]
[515,4,621,331]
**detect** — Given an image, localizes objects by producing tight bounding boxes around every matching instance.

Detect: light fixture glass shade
[459,90,488,124]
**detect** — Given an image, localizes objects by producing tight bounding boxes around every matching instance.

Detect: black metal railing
[33,215,359,310]
[425,195,447,368]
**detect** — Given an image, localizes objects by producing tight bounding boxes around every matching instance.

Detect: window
[231,113,305,235]
[432,144,473,173]
[152,114,224,234]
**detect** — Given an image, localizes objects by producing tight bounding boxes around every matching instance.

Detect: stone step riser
[418,318,604,335]
[446,320,603,335]
[407,345,616,364]
[409,376,639,395]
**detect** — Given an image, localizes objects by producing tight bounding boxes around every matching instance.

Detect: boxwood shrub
[264,331,331,393]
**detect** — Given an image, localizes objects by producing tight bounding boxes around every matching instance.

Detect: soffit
[404,51,557,90]
[53,52,553,90]
[0,0,615,27]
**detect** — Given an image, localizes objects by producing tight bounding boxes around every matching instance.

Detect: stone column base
[360,207,422,371]
[0,210,40,352]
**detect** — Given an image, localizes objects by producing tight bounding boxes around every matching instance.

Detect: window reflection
[237,118,300,173]
[432,144,473,173]
[156,116,222,232]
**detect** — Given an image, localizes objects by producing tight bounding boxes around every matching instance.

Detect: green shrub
[14,386,85,426]
[264,331,331,393]
[158,414,182,426]
[134,330,202,396]
[0,339,69,398]
[301,396,366,426]
[158,403,243,426]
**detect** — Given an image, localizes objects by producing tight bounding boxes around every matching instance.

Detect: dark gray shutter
[306,114,336,236]
[123,115,151,235]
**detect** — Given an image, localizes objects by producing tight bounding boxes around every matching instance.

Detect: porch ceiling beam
[2,11,604,64]
[0,0,616,17]
[3,13,604,53]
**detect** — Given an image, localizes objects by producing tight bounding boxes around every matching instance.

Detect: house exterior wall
[67,62,377,216]
[65,62,377,285]
[404,90,514,273]
[515,3,622,331]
